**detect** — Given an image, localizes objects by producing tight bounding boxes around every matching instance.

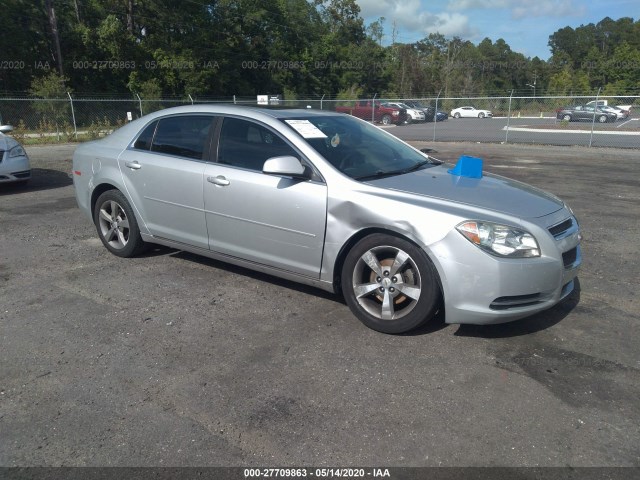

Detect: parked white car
[451,106,492,119]
[383,102,425,123]
[0,125,31,184]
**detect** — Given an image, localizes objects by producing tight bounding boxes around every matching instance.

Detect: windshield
[282,115,434,180]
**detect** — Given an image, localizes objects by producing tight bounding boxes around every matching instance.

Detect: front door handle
[208,175,230,186]
[125,161,142,170]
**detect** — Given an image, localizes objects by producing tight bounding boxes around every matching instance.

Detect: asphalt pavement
[0,142,639,469]
[394,117,640,149]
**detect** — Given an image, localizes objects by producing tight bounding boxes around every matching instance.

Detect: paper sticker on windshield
[285,120,327,139]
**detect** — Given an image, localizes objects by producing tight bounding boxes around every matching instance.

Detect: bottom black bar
[2,467,639,480]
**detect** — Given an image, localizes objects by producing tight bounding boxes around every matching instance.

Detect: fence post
[188,94,194,105]
[371,93,377,123]
[136,93,143,116]
[320,94,325,111]
[433,88,442,142]
[67,92,77,139]
[505,90,514,144]
[233,95,236,104]
[589,87,601,148]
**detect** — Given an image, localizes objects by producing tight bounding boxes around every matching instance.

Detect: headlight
[9,145,26,158]
[456,221,540,258]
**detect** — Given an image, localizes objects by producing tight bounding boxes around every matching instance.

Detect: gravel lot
[1,142,639,468]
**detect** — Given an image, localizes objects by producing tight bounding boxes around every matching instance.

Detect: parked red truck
[335,100,407,125]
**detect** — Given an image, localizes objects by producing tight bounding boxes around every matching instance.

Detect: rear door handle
[125,161,142,170]
[208,175,230,186]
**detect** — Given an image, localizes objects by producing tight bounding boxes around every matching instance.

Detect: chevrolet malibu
[72,105,581,334]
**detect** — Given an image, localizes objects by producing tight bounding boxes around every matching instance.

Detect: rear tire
[94,190,148,258]
[454,112,461,119]
[598,115,608,123]
[562,114,571,121]
[341,234,440,334]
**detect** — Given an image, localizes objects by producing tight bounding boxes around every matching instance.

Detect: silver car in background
[73,105,581,334]
[0,125,31,184]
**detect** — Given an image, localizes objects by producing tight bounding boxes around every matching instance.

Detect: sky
[355,0,637,59]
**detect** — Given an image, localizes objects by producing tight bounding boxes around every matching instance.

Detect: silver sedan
[0,125,31,184]
[72,105,581,333]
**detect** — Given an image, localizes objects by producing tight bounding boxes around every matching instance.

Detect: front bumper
[429,213,581,325]
[0,153,31,183]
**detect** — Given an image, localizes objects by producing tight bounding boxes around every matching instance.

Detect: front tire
[478,112,485,118]
[94,190,147,258]
[341,234,440,334]
[381,115,392,126]
[598,115,608,123]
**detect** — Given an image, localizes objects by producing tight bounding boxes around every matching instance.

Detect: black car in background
[556,105,618,123]
[404,100,448,122]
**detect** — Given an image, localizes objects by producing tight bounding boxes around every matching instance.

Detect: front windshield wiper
[355,160,432,181]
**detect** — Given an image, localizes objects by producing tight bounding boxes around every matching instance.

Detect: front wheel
[381,114,392,126]
[94,190,148,257]
[598,115,608,123]
[478,112,485,118]
[341,234,440,334]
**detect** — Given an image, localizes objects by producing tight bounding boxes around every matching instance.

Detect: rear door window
[150,116,214,160]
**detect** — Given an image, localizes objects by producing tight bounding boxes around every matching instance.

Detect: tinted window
[151,116,214,160]
[133,121,157,150]
[218,117,297,171]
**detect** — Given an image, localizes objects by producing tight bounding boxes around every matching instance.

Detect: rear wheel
[454,112,461,119]
[94,190,148,257]
[598,115,608,123]
[341,234,440,334]
[562,114,571,121]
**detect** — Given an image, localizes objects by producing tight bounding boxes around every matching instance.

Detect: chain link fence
[0,94,638,148]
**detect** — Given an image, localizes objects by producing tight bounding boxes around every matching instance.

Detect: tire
[562,114,571,121]
[341,234,440,334]
[598,115,608,123]
[478,112,485,118]
[381,114,392,126]
[454,112,461,119]
[93,189,148,258]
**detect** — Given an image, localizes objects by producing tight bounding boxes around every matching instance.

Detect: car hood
[365,164,564,218]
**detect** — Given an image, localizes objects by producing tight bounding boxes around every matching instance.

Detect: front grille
[549,218,573,238]
[562,247,578,268]
[490,293,542,310]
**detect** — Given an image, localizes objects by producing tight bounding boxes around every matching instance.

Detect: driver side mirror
[0,125,14,134]
[263,155,310,179]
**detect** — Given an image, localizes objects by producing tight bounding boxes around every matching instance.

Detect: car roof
[136,104,341,121]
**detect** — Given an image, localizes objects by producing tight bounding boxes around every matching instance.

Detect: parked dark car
[556,105,617,123]
[404,100,448,122]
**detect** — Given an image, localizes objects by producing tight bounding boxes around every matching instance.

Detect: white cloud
[447,0,585,18]
[511,0,586,19]
[447,0,509,9]
[357,0,474,39]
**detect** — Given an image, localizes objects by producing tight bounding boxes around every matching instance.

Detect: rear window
[150,116,214,160]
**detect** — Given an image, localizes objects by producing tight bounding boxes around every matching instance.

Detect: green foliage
[3,0,638,98]
[29,72,72,130]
